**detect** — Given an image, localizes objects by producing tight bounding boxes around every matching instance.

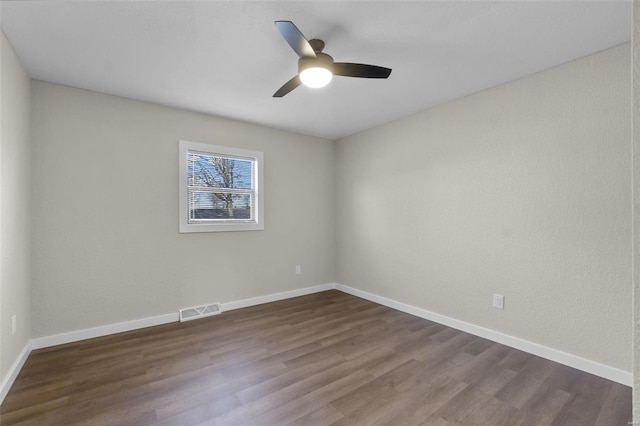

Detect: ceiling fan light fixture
[299,66,333,88]
[272,21,391,97]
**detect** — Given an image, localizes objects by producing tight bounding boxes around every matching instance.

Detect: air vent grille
[179,303,222,322]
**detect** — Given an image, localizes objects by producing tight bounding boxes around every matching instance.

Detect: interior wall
[633,0,639,419]
[336,45,632,371]
[30,81,335,338]
[0,32,31,381]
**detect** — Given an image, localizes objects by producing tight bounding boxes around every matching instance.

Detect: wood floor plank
[0,290,631,425]
[593,383,634,426]
[435,385,499,423]
[419,414,451,426]
[254,369,373,426]
[495,374,546,409]
[460,396,519,426]
[512,387,573,426]
[285,404,344,426]
[330,384,405,425]
[384,375,468,426]
[0,396,69,425]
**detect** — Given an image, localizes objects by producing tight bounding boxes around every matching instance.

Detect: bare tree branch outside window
[187,153,253,221]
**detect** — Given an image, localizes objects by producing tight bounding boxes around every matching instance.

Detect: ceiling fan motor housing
[299,52,334,74]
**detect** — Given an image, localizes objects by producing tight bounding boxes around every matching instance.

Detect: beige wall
[633,0,639,419]
[336,45,632,370]
[0,33,31,381]
[30,81,335,337]
[5,23,635,394]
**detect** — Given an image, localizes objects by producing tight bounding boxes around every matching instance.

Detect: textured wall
[633,0,639,419]
[0,32,31,381]
[336,45,632,370]
[30,82,335,337]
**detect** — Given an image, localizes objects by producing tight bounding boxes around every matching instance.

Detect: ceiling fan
[273,20,392,98]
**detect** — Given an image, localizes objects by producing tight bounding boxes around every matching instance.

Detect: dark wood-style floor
[0,290,632,425]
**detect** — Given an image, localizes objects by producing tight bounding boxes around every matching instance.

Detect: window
[179,140,264,233]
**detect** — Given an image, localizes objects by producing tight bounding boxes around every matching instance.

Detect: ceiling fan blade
[273,75,301,98]
[275,21,317,58]
[333,63,392,79]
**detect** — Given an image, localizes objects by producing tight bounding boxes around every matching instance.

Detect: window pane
[180,140,263,233]
[189,191,253,221]
[188,153,253,189]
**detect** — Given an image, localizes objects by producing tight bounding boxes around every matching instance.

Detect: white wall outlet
[11,315,16,335]
[492,294,505,310]
[295,265,301,275]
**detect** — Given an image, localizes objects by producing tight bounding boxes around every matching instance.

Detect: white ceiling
[0,1,632,140]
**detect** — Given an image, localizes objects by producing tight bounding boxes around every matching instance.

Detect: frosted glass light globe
[299,67,333,88]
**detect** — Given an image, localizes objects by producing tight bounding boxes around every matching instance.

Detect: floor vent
[179,303,222,322]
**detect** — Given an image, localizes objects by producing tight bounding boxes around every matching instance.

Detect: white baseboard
[221,283,335,312]
[334,283,632,387]
[0,341,31,405]
[2,281,630,406]
[1,284,332,405]
[30,283,334,350]
[30,312,179,350]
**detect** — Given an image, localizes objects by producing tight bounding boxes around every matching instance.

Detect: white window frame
[179,140,264,233]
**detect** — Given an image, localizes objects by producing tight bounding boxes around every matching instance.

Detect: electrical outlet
[492,294,505,310]
[11,315,16,335]
[295,265,301,275]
